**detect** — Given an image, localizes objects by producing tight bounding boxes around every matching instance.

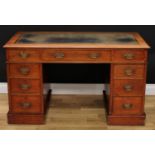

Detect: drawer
[41,49,111,63]
[112,97,143,115]
[113,79,144,96]
[112,50,146,63]
[7,49,40,62]
[113,65,145,79]
[10,95,43,113]
[8,64,41,78]
[10,79,41,94]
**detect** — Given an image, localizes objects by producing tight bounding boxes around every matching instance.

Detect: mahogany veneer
[113,64,145,79]
[8,64,41,78]
[113,79,144,96]
[112,97,143,115]
[10,95,43,113]
[3,32,150,125]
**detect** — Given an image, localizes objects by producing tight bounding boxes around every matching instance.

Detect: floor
[0,94,155,130]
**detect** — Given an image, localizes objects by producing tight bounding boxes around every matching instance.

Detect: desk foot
[8,113,45,124]
[107,114,146,126]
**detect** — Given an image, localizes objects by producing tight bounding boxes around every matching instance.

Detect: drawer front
[10,79,41,94]
[41,49,111,62]
[10,95,42,113]
[113,65,145,79]
[8,64,41,78]
[113,79,144,96]
[112,50,146,63]
[7,49,40,62]
[112,97,143,115]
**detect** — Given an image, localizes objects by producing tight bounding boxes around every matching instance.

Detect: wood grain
[112,50,147,63]
[113,79,144,96]
[10,95,43,113]
[113,64,145,79]
[7,49,41,62]
[112,97,143,115]
[9,79,41,94]
[41,49,111,63]
[8,64,41,78]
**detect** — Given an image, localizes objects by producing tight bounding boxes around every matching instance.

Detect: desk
[4,32,150,125]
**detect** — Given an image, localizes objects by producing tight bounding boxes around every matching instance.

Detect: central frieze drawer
[41,49,111,62]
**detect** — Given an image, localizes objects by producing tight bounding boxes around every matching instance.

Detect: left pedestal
[7,58,44,124]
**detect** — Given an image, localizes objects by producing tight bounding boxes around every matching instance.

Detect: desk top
[4,32,150,49]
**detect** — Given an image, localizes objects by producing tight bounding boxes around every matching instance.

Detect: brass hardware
[124,68,134,76]
[124,84,133,91]
[19,51,30,59]
[122,103,133,109]
[54,52,65,58]
[19,102,32,108]
[19,67,30,75]
[123,53,135,60]
[20,84,31,90]
[89,53,100,59]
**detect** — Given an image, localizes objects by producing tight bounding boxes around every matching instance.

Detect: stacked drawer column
[7,49,44,124]
[108,49,148,125]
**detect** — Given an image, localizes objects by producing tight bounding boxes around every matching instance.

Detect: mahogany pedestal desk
[4,32,150,125]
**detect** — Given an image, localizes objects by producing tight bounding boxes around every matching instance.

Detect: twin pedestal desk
[4,32,150,125]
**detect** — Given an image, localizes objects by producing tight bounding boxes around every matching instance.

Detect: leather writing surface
[16,33,138,44]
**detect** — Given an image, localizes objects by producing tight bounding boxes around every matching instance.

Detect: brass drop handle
[54,52,65,58]
[19,102,32,108]
[123,53,135,60]
[122,103,133,109]
[89,53,100,59]
[19,51,30,59]
[19,67,30,75]
[124,84,133,91]
[20,84,31,90]
[124,68,134,76]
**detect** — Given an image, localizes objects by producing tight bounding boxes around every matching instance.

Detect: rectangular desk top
[4,32,150,49]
